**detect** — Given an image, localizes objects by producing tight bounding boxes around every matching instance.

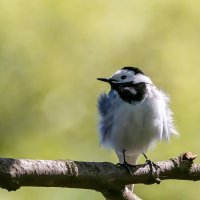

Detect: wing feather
[97,91,117,145]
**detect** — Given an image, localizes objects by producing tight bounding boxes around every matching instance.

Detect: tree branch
[0,152,199,200]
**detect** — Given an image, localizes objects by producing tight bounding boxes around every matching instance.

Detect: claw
[143,153,161,184]
[145,159,160,170]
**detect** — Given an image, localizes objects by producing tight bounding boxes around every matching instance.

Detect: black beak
[97,78,121,90]
[97,78,116,83]
[97,77,134,90]
[97,78,110,83]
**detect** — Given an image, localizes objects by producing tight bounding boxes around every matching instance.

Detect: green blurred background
[0,0,200,199]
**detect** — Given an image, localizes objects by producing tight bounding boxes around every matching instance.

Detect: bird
[97,66,178,190]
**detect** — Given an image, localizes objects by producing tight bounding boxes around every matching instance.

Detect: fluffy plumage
[97,67,178,166]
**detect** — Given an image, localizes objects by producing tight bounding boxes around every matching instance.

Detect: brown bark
[0,152,199,200]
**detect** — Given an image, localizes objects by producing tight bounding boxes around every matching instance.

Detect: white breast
[106,85,176,155]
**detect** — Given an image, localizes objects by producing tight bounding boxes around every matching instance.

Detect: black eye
[121,75,127,80]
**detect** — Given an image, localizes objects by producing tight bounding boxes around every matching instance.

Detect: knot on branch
[179,152,197,171]
[181,152,197,162]
[170,152,197,176]
[0,173,20,191]
[0,159,21,191]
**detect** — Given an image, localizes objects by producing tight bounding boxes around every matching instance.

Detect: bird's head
[97,67,152,89]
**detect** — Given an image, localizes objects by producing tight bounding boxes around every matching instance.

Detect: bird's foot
[143,154,161,184]
[116,161,136,175]
[145,159,160,171]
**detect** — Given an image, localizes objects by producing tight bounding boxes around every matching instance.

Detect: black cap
[121,66,144,75]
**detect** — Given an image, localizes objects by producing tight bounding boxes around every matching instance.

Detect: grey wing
[97,91,116,145]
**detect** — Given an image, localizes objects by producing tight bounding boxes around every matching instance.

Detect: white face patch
[133,74,153,84]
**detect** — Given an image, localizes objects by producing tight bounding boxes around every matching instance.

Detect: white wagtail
[97,67,178,176]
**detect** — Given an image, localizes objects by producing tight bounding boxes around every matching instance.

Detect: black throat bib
[112,82,147,104]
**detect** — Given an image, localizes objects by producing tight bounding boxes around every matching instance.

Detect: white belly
[108,97,163,155]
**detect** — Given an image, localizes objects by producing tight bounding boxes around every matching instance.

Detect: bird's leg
[143,153,161,183]
[116,149,136,175]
